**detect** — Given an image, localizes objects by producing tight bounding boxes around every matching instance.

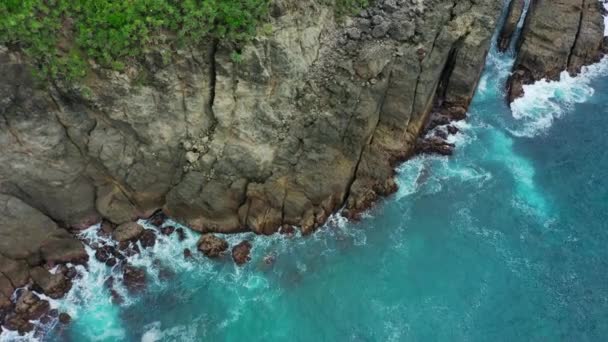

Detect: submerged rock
[175,228,186,241]
[160,226,175,236]
[197,234,228,258]
[58,312,71,324]
[183,248,193,259]
[232,241,252,266]
[122,265,146,292]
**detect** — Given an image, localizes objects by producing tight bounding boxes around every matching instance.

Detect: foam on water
[509,58,608,137]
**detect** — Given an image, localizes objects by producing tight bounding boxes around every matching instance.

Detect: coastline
[1,0,607,338]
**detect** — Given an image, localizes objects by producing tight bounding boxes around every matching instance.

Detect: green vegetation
[334,0,369,17]
[0,0,270,80]
[1,0,369,81]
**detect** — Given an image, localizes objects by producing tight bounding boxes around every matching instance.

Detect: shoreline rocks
[197,234,228,258]
[112,222,144,243]
[508,0,605,101]
[232,241,252,266]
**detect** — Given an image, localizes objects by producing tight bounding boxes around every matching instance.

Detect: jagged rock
[160,226,175,236]
[58,312,71,324]
[95,245,116,263]
[29,267,72,299]
[148,211,167,227]
[112,222,144,242]
[279,225,296,237]
[175,228,186,241]
[389,21,415,42]
[14,291,50,321]
[232,241,252,266]
[509,0,605,101]
[447,125,459,135]
[415,138,455,156]
[372,21,391,38]
[197,234,228,258]
[139,229,157,248]
[434,129,448,140]
[99,220,116,236]
[122,265,146,292]
[0,0,572,239]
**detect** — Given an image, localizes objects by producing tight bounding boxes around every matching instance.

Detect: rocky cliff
[508,0,605,101]
[0,0,605,331]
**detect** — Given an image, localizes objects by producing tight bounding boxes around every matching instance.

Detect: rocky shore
[0,0,605,336]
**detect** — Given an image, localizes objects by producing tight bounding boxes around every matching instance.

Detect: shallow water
[4,1,608,340]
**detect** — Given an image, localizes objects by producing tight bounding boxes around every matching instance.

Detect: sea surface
[3,1,608,341]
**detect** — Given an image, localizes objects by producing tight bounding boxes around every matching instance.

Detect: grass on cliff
[0,0,270,80]
[1,0,369,81]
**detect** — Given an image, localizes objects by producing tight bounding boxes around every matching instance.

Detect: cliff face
[508,0,605,101]
[0,0,605,307]
[0,0,504,238]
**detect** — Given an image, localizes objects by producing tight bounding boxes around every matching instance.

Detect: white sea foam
[510,57,608,137]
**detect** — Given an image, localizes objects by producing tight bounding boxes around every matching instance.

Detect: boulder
[122,265,146,292]
[160,226,175,236]
[58,312,71,324]
[232,241,252,266]
[14,291,50,321]
[175,228,186,241]
[112,222,144,242]
[139,229,157,248]
[197,234,228,258]
[148,211,167,227]
[29,267,72,299]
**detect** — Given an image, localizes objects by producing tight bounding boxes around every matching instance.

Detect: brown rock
[40,237,88,265]
[29,267,72,299]
[148,211,167,227]
[15,291,50,320]
[279,225,296,237]
[232,241,252,266]
[122,265,146,293]
[197,234,228,258]
[58,312,71,324]
[139,229,157,248]
[160,226,175,236]
[112,222,144,242]
[415,137,455,156]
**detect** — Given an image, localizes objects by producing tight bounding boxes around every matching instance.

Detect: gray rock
[372,21,391,38]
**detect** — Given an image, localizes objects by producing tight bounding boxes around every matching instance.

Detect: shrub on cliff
[1,0,369,81]
[0,0,270,80]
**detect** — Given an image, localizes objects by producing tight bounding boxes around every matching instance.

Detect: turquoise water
[7,3,608,341]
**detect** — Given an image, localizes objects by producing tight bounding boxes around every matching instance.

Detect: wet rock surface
[197,234,229,258]
[232,241,253,266]
[122,265,146,293]
[508,0,605,101]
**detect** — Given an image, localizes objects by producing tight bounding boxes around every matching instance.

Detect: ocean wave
[509,57,608,137]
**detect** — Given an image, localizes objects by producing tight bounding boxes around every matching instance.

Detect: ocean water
[4,1,608,341]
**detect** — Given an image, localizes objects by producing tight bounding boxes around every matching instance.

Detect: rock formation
[0,0,605,334]
[508,0,605,101]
